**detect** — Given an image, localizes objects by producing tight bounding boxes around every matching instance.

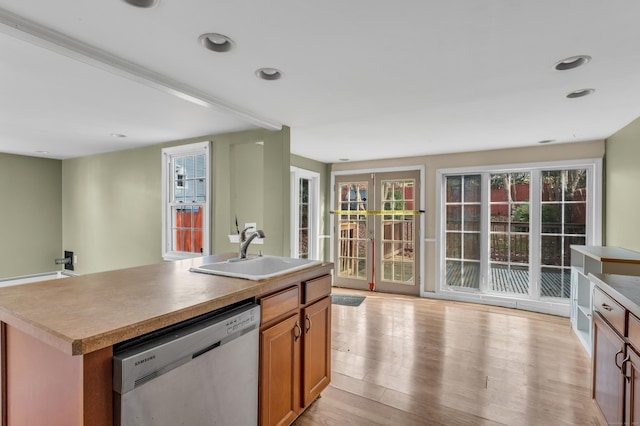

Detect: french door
[334,171,420,295]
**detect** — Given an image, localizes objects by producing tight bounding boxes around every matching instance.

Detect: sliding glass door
[442,166,591,301]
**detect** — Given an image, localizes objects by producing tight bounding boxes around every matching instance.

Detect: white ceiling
[1,1,640,163]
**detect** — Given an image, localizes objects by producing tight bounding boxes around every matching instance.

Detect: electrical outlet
[64,250,74,271]
[74,255,78,265]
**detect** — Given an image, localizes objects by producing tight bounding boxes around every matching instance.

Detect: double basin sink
[190,255,322,281]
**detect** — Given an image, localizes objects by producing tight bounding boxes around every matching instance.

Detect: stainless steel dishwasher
[113,301,260,426]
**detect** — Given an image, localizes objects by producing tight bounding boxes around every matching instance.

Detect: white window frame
[434,158,602,316]
[162,141,211,261]
[290,167,320,260]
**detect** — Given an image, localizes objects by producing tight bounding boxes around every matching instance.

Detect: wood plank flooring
[295,288,603,426]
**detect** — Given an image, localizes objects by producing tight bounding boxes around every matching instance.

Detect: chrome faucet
[239,228,265,259]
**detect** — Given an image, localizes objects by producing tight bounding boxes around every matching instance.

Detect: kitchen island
[0,254,333,425]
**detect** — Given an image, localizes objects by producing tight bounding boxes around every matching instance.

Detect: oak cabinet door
[302,296,331,407]
[593,312,625,425]
[626,346,640,426]
[260,314,301,426]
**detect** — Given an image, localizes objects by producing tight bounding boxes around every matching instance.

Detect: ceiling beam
[0,7,283,131]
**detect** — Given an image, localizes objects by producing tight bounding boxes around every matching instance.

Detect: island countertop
[0,254,333,356]
[589,272,640,320]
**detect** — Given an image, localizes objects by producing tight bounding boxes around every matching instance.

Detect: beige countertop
[0,254,333,356]
[572,245,640,264]
[590,272,640,320]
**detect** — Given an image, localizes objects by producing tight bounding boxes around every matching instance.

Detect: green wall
[63,128,291,275]
[605,117,640,251]
[0,154,62,279]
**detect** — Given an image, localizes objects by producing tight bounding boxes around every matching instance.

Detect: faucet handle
[240,226,254,242]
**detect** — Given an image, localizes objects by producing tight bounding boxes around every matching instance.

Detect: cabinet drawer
[593,287,626,335]
[629,313,640,349]
[260,286,300,325]
[304,275,331,305]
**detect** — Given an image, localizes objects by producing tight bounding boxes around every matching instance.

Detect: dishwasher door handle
[192,341,221,359]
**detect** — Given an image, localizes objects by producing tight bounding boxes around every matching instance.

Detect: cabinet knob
[601,303,613,312]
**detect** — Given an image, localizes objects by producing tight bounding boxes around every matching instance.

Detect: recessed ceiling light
[255,68,282,81]
[554,55,591,71]
[198,33,234,53]
[35,150,50,154]
[538,139,556,144]
[338,158,350,162]
[110,133,127,138]
[122,0,158,8]
[566,88,595,99]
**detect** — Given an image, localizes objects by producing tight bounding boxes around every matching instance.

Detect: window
[290,167,320,260]
[439,160,600,303]
[162,142,210,260]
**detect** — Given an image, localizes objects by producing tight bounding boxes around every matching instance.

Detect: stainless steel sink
[190,255,322,281]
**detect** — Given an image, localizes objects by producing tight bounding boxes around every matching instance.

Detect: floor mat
[331,294,366,307]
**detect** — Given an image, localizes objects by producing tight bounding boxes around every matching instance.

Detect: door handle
[622,355,632,382]
[615,349,624,370]
[305,313,312,333]
[294,321,302,342]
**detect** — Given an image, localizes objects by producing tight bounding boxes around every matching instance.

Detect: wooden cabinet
[625,346,640,426]
[593,311,625,425]
[260,313,301,426]
[302,296,331,407]
[258,274,332,426]
[590,276,640,425]
[570,245,640,355]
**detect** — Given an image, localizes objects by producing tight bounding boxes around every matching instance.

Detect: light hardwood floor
[295,288,603,426]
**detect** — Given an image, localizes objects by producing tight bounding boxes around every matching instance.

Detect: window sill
[163,252,207,262]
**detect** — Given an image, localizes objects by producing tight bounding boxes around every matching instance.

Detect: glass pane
[298,230,308,258]
[564,235,586,266]
[490,264,529,294]
[511,203,530,231]
[464,175,481,202]
[299,204,308,227]
[541,235,562,266]
[340,183,367,212]
[541,204,561,233]
[356,259,366,279]
[463,234,480,260]
[446,232,461,258]
[510,234,529,263]
[447,176,461,203]
[491,174,508,202]
[446,206,461,230]
[463,205,480,231]
[564,203,586,234]
[383,261,393,281]
[564,169,587,201]
[541,170,561,202]
[195,154,206,178]
[446,260,462,287]
[462,261,480,288]
[300,178,309,202]
[490,233,509,262]
[511,173,530,202]
[195,179,205,202]
[541,267,571,298]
